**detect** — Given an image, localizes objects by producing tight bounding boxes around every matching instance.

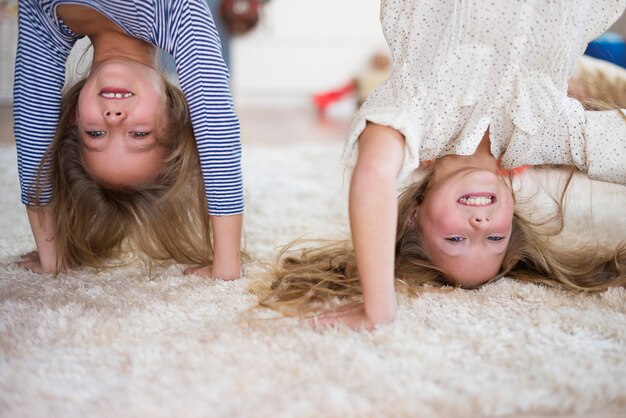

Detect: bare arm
[19,206,59,273]
[316,123,405,329]
[210,214,242,279]
[185,214,242,280]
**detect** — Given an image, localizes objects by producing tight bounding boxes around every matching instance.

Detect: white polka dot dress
[345,0,626,185]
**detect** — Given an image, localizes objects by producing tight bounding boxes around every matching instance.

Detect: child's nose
[103,109,127,124]
[470,216,490,227]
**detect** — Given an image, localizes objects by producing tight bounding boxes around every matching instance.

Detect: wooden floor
[0,105,350,146]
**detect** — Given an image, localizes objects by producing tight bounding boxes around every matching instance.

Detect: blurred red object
[313,82,356,114]
[220,0,262,35]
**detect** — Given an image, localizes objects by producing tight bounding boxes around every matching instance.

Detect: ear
[407,204,420,228]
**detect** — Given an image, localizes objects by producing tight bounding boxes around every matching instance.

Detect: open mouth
[100,88,134,99]
[458,193,496,206]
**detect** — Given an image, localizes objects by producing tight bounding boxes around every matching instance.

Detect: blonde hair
[262,68,626,313]
[33,76,212,272]
[568,55,626,111]
[260,168,626,314]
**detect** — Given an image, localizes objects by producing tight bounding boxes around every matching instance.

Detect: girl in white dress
[262,0,626,329]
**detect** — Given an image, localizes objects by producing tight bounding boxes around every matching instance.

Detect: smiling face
[417,167,515,288]
[76,58,167,189]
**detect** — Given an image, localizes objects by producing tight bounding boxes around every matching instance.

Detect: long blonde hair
[261,68,626,313]
[260,168,626,314]
[33,76,212,272]
[568,55,626,110]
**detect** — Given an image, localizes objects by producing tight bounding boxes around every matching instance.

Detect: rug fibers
[0,143,625,418]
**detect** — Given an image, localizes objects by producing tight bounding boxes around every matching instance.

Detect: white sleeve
[581,109,626,185]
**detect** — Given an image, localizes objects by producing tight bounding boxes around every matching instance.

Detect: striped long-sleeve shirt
[14,0,243,215]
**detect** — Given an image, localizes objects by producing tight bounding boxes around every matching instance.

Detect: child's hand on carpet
[17,251,46,273]
[183,264,241,280]
[311,302,388,331]
[190,215,242,281]
[25,206,59,273]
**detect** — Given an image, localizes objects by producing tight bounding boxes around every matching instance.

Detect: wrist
[364,300,397,325]
[39,256,59,273]
[211,256,241,280]
[26,206,59,273]
[210,214,242,280]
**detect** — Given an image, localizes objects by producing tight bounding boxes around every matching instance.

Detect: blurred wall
[611,11,626,37]
[231,3,625,109]
[1,2,624,109]
[230,0,387,107]
[0,4,18,104]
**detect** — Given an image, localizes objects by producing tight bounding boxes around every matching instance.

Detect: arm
[14,2,75,272]
[566,57,626,184]
[581,109,626,185]
[184,214,242,280]
[317,123,405,330]
[161,0,244,277]
[510,97,626,186]
[210,214,242,279]
[14,1,74,205]
[19,206,59,273]
[165,0,243,215]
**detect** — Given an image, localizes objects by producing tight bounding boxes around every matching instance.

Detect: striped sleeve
[13,1,75,206]
[158,0,243,216]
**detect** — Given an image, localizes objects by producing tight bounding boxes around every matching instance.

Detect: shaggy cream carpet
[0,142,625,418]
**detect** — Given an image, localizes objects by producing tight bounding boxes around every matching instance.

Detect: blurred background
[1,0,625,145]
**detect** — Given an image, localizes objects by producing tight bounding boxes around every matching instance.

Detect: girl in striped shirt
[15,0,242,278]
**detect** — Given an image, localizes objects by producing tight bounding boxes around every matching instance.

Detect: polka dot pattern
[344,0,626,185]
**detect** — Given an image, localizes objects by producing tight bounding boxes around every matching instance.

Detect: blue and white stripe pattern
[14,0,243,216]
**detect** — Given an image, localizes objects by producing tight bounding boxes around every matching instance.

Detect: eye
[446,237,464,243]
[86,130,106,138]
[130,131,151,138]
[487,236,506,241]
